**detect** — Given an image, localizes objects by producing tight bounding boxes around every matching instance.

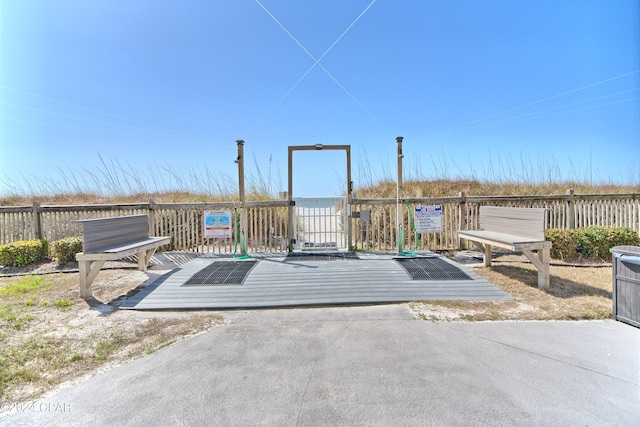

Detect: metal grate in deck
[286,252,359,261]
[395,257,473,281]
[181,261,258,286]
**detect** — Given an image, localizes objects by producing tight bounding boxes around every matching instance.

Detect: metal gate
[292,197,348,251]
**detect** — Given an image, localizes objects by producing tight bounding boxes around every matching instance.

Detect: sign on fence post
[414,205,443,233]
[204,210,232,239]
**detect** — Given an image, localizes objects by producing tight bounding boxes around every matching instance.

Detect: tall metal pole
[236,139,247,254]
[396,136,404,254]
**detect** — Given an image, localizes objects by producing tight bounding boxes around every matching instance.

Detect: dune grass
[1,151,638,206]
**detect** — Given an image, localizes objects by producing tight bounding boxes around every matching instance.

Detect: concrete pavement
[2,305,639,426]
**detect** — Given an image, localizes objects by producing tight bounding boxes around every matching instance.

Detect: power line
[439,89,640,137]
[476,97,639,132]
[254,0,390,136]
[0,116,215,144]
[412,69,640,143]
[0,84,215,146]
[0,102,214,145]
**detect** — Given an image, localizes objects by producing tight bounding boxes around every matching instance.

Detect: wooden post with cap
[236,139,247,253]
[396,136,404,254]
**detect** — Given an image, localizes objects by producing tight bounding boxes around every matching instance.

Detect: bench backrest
[479,206,547,241]
[79,214,149,252]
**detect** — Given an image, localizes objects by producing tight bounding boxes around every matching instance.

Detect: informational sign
[414,205,443,233]
[204,210,231,238]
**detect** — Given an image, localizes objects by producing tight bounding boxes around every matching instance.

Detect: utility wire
[0,84,214,145]
[259,0,376,124]
[474,97,639,131]
[412,69,640,143]
[0,102,215,145]
[255,0,390,136]
[440,88,640,136]
[0,116,224,145]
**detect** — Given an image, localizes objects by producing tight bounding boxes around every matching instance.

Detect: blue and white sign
[414,205,443,233]
[204,210,232,238]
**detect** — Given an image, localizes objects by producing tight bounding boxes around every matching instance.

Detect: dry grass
[410,254,613,322]
[357,178,640,199]
[0,269,224,404]
[2,179,638,206]
[0,189,273,206]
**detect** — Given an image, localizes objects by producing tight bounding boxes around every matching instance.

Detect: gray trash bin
[611,245,640,328]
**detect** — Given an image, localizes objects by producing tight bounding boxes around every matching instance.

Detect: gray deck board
[120,252,511,310]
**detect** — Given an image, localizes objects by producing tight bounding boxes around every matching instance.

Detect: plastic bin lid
[610,245,640,256]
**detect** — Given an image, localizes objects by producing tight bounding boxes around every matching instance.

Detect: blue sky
[1,0,638,197]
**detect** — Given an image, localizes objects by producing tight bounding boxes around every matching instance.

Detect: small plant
[49,236,83,264]
[93,340,112,360]
[93,334,129,361]
[69,353,83,363]
[0,276,51,297]
[54,299,73,310]
[0,240,48,267]
[0,304,34,330]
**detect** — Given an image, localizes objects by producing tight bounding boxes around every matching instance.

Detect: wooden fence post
[149,198,156,235]
[32,201,42,240]
[458,191,466,249]
[566,189,575,229]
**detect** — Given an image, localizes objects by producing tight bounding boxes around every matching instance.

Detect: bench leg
[538,248,550,290]
[137,248,159,272]
[78,260,106,299]
[522,249,551,290]
[470,241,492,267]
[483,244,492,267]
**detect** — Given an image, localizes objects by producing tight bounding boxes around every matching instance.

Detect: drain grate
[395,257,472,281]
[286,252,359,261]
[182,261,257,286]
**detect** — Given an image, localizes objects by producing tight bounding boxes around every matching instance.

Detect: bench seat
[76,237,171,260]
[458,207,552,289]
[457,230,552,251]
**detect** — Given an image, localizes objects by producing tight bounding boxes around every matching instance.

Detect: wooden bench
[458,206,552,289]
[75,214,170,298]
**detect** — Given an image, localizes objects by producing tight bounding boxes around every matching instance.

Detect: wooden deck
[119,252,511,310]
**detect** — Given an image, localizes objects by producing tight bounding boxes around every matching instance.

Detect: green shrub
[547,226,639,261]
[545,229,576,261]
[49,236,83,264]
[0,240,49,267]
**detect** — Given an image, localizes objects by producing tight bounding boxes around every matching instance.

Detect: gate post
[287,146,294,252]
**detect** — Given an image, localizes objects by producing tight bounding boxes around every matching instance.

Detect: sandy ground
[0,249,614,404]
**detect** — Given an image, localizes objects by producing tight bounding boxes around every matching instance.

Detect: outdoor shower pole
[236,139,247,253]
[396,136,404,254]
